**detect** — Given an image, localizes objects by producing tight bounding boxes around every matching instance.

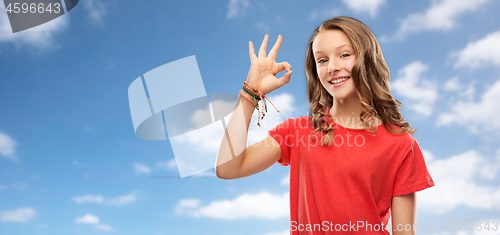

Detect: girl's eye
[341,53,350,58]
[318,59,327,64]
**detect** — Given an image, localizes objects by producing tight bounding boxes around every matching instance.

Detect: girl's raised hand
[247,34,292,95]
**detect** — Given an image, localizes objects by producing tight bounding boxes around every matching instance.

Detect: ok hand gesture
[246,34,292,95]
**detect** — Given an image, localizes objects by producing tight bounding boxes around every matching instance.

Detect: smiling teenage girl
[216,16,434,235]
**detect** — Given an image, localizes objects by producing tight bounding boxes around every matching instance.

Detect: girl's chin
[324,85,357,99]
[328,92,358,101]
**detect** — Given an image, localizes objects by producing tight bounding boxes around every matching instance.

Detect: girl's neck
[329,96,364,129]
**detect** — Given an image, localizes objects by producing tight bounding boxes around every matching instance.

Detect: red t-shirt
[268,115,435,234]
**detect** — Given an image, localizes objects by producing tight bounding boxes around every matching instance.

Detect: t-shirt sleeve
[268,118,292,166]
[392,139,435,197]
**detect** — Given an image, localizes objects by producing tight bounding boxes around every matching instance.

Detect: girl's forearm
[215,94,255,179]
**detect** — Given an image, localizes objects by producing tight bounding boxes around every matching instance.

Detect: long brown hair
[305,16,415,146]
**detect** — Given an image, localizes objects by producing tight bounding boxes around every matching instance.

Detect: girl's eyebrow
[314,44,353,56]
[336,43,352,49]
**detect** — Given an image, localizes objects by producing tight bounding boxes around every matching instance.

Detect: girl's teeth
[329,77,349,84]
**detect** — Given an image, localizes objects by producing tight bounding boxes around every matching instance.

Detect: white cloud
[73,192,136,206]
[174,199,202,214]
[391,0,491,40]
[0,132,18,161]
[83,0,106,23]
[391,61,438,116]
[74,194,105,204]
[95,224,114,231]
[75,214,115,231]
[75,214,99,224]
[438,79,500,134]
[174,191,289,220]
[453,30,500,69]
[443,78,477,102]
[419,150,500,214]
[0,208,36,222]
[458,82,476,101]
[262,93,297,118]
[341,0,385,17]
[172,117,225,154]
[443,77,462,91]
[107,193,136,206]
[132,163,151,175]
[280,174,289,186]
[0,3,69,51]
[421,150,434,163]
[227,0,250,19]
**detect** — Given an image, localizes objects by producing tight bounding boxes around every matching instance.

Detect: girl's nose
[328,60,341,73]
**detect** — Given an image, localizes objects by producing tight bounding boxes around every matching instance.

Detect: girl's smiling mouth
[328,76,350,86]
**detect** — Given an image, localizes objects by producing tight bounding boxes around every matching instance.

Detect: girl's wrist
[240,80,280,127]
[239,90,256,106]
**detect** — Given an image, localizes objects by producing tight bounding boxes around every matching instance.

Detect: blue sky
[1,0,500,234]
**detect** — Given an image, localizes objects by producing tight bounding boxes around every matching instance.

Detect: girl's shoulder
[378,123,418,145]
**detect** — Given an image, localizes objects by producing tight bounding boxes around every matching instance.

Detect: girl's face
[312,29,357,102]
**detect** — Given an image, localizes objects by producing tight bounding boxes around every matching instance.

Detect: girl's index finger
[249,41,257,60]
[268,35,283,61]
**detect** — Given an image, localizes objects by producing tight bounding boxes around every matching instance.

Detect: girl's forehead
[312,30,353,52]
